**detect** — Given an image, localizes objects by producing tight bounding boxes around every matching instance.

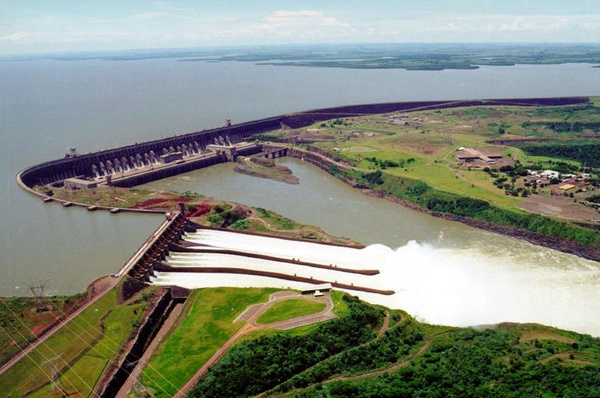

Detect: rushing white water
[153,231,600,336]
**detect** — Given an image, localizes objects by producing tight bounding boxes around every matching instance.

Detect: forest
[515,142,600,169]
[189,294,600,397]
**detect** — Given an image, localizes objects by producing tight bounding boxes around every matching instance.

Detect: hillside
[186,292,600,397]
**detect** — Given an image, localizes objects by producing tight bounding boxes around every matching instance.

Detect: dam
[17,97,586,196]
[14,96,594,306]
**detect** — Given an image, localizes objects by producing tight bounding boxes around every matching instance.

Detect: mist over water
[361,241,600,336]
[155,237,600,336]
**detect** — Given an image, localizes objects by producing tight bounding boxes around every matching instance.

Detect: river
[143,158,600,336]
[1,55,599,331]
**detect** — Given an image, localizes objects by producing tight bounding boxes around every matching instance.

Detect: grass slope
[141,287,277,397]
[256,299,327,325]
[0,289,146,397]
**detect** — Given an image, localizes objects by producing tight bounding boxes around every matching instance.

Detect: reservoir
[1,56,599,334]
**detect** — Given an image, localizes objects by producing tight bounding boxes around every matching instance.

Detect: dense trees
[516,143,600,168]
[521,121,600,135]
[293,327,600,398]
[191,295,384,397]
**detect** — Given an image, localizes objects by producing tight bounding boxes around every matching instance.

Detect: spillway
[183,229,371,269]
[150,229,394,296]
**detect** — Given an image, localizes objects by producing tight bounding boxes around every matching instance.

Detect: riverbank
[285,147,600,262]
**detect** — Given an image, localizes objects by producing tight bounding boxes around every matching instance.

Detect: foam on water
[153,237,600,336]
[363,241,600,336]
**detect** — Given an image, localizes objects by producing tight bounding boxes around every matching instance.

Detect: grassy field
[256,299,327,325]
[141,289,352,396]
[0,288,147,397]
[275,102,600,220]
[141,287,277,397]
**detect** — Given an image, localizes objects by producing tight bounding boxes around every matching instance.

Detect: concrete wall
[18,116,283,188]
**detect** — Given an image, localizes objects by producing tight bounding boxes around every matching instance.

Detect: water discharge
[153,230,600,336]
[362,241,599,336]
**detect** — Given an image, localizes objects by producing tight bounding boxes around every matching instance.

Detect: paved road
[173,291,336,398]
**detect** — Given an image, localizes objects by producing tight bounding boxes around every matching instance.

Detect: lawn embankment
[140,287,277,397]
[256,299,327,325]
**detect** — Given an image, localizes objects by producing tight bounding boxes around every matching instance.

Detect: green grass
[255,207,302,230]
[0,289,145,397]
[141,287,277,397]
[330,290,350,318]
[256,299,327,325]
[0,295,86,365]
[387,165,520,208]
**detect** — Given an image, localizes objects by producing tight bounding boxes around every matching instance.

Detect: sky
[1,0,599,54]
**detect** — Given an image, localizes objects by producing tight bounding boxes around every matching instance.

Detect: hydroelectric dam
[15,97,589,293]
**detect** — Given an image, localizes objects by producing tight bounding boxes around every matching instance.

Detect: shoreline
[285,148,600,263]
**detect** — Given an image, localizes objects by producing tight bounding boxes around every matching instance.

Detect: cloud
[264,10,348,28]
[236,10,350,42]
[130,12,171,21]
[499,16,537,32]
[89,12,171,24]
[0,32,29,42]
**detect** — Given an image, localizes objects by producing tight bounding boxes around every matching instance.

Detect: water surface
[1,58,598,297]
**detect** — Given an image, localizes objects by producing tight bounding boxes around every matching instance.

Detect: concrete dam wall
[18,116,284,189]
[17,97,589,191]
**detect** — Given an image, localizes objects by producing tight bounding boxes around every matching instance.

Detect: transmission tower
[26,280,50,312]
[42,353,66,395]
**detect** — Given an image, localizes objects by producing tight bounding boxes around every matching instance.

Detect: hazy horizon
[2,1,599,55]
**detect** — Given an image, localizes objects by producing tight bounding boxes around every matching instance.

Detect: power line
[0,299,94,395]
[27,288,181,396]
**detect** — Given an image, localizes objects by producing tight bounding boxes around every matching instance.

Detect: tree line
[515,142,600,168]
[357,169,600,249]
